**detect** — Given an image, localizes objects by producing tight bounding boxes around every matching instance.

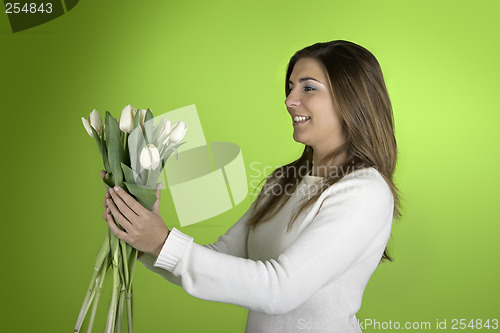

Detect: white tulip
[165,121,187,146]
[89,109,103,136]
[119,105,134,133]
[139,144,161,170]
[155,118,171,147]
[81,109,103,138]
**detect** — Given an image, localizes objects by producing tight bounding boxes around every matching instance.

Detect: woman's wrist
[152,229,170,257]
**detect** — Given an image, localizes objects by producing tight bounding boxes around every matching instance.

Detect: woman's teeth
[293,116,311,122]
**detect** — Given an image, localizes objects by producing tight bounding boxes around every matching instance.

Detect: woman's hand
[100,171,146,257]
[100,170,170,257]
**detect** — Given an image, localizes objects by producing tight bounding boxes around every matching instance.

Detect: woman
[103,40,401,332]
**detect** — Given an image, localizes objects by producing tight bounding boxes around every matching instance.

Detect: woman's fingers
[105,213,130,243]
[103,191,110,208]
[102,207,110,221]
[110,186,149,216]
[106,196,134,231]
[108,188,138,222]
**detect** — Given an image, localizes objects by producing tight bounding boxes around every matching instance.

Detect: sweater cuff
[154,227,193,272]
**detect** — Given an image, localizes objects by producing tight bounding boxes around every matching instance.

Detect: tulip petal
[151,146,160,170]
[139,146,152,170]
[82,117,94,138]
[128,126,146,179]
[155,119,171,147]
[90,109,103,136]
[168,121,185,145]
[119,105,134,133]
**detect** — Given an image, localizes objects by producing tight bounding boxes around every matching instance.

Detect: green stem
[126,289,133,333]
[126,248,137,333]
[128,248,138,288]
[120,240,130,288]
[74,279,97,333]
[116,286,126,333]
[105,236,121,333]
[123,132,130,167]
[74,229,111,332]
[86,257,110,333]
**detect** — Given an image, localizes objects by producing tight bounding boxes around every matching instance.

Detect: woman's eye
[304,86,316,92]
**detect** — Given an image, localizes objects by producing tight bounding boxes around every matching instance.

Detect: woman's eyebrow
[288,77,323,85]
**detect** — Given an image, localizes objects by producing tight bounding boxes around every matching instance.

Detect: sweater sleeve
[153,175,394,315]
[137,200,257,286]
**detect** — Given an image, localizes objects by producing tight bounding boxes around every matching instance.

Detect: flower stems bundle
[75,106,187,333]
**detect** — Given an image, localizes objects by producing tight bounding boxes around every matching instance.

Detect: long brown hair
[248,40,402,262]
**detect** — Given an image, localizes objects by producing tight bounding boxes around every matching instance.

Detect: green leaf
[109,228,120,263]
[123,182,157,211]
[143,109,154,147]
[90,126,102,155]
[101,137,111,173]
[103,172,114,189]
[105,111,124,187]
[133,109,140,130]
[121,162,143,185]
[171,140,186,150]
[160,141,186,161]
[145,108,154,123]
[89,126,111,172]
[152,121,162,144]
[146,165,163,187]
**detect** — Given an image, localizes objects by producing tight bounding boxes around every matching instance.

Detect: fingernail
[109,188,113,194]
[114,186,120,191]
[106,199,110,204]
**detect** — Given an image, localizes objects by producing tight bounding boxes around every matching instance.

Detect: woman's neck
[311,151,346,177]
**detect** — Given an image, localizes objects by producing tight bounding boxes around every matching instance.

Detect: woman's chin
[292,134,307,145]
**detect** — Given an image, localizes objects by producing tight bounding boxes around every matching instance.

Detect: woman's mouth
[293,116,311,126]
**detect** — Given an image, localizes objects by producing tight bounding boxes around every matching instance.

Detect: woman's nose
[285,92,301,108]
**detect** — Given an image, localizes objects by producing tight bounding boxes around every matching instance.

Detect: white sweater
[138,166,394,332]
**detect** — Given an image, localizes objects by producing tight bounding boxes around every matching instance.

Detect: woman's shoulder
[326,166,392,200]
[342,166,384,182]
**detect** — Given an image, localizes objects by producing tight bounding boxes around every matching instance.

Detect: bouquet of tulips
[75,105,187,333]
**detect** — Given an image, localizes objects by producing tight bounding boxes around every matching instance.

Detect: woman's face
[285,57,345,156]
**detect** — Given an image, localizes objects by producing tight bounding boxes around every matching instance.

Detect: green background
[1,0,499,332]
